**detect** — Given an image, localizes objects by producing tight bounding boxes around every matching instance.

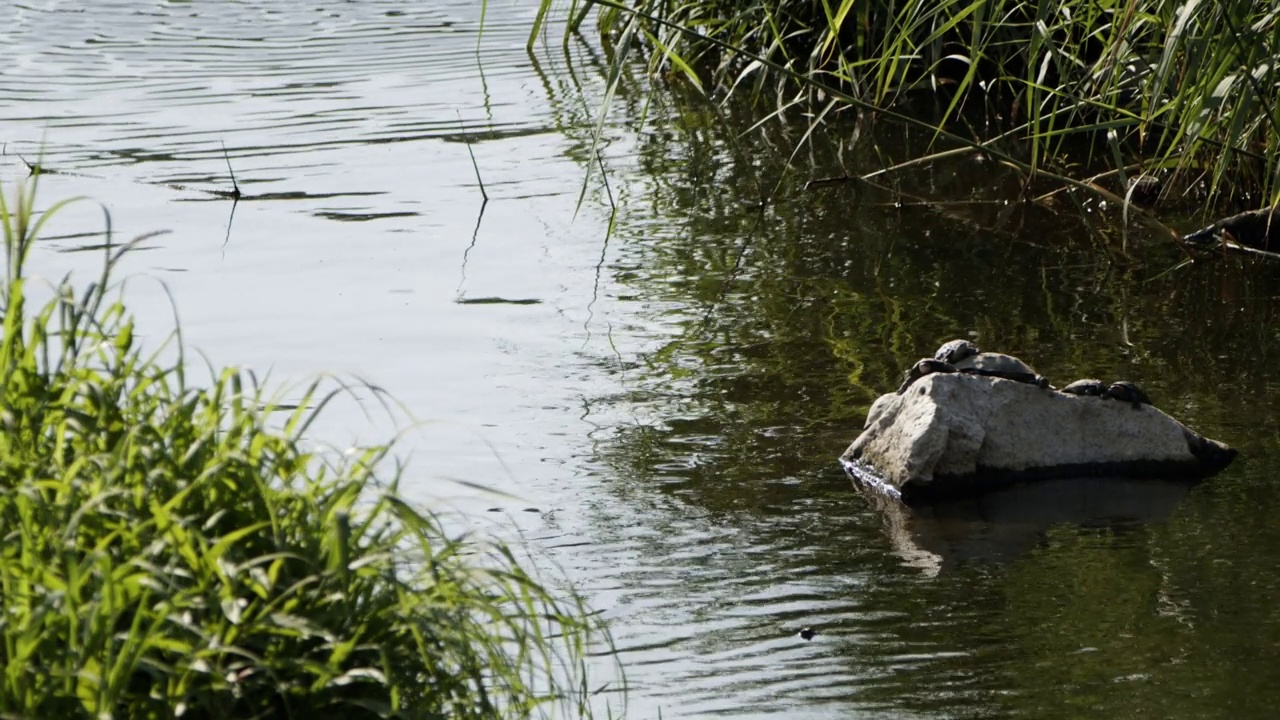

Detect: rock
[842,373,1236,504]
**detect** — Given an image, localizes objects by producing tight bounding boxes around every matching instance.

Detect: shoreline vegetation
[0,178,605,718]
[534,0,1279,227]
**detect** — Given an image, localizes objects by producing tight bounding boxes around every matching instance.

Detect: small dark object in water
[456,296,543,305]
[1125,174,1162,205]
[1060,379,1107,397]
[799,627,816,641]
[897,358,957,394]
[1105,381,1152,408]
[1183,206,1280,251]
[934,339,979,364]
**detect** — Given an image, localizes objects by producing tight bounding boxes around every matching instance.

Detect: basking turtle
[933,339,1049,388]
[954,352,1050,389]
[896,358,957,394]
[1104,381,1152,408]
[934,339,980,365]
[1060,378,1107,397]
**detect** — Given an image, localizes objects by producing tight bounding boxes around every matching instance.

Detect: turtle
[934,339,980,365]
[1183,206,1280,251]
[933,339,1049,388]
[1104,381,1152,408]
[953,351,1050,389]
[896,358,958,394]
[1060,378,1108,397]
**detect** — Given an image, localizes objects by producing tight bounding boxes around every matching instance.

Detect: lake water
[5,2,1279,718]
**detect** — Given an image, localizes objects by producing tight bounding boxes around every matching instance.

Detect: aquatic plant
[0,177,604,718]
[534,0,1280,212]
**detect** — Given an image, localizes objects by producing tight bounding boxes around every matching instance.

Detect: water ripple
[2,0,552,185]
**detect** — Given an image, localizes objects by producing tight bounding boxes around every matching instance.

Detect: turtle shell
[1105,381,1151,407]
[934,339,979,365]
[954,352,1046,387]
[1061,379,1107,397]
[954,352,1037,376]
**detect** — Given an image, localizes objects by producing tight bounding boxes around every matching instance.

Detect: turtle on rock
[933,339,1050,389]
[896,358,957,394]
[1060,379,1108,397]
[1104,381,1152,408]
[934,339,980,365]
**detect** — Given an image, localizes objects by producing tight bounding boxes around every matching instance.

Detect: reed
[536,0,1280,211]
[0,177,603,718]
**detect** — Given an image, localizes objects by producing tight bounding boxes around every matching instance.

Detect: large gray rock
[843,373,1236,503]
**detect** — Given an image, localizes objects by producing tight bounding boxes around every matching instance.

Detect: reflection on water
[6,2,1280,718]
[871,477,1199,576]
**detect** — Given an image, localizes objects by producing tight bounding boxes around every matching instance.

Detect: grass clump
[0,178,603,718]
[538,0,1280,212]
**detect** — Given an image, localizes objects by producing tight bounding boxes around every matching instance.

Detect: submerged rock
[842,373,1236,504]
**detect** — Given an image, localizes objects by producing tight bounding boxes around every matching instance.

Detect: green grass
[535,0,1280,213]
[0,177,606,718]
